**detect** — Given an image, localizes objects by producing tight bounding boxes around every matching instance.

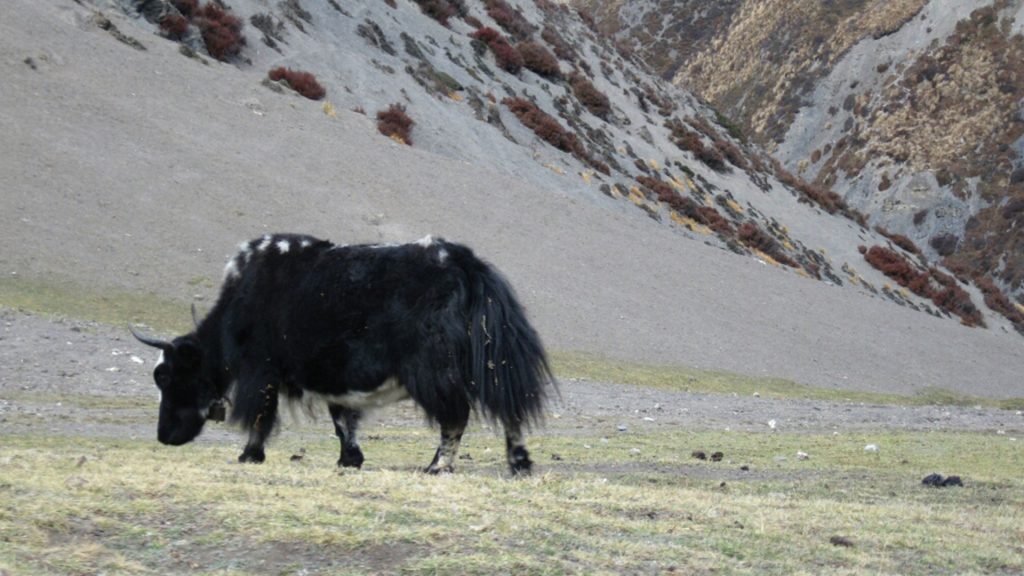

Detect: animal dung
[691,450,707,460]
[922,473,964,487]
[710,451,724,462]
[829,536,855,548]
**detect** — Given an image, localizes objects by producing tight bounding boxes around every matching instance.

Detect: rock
[864,444,879,453]
[796,451,809,461]
[616,424,628,432]
[829,536,854,548]
[922,473,963,487]
[768,419,777,430]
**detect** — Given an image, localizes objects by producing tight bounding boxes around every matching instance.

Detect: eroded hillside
[580,0,1024,327]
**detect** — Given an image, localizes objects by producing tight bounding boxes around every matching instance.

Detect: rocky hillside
[99,0,1022,334]
[4,0,1023,396]
[580,0,1024,325]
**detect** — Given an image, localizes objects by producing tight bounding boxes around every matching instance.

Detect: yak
[131,233,553,475]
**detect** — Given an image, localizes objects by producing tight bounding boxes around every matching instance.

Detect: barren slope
[1,0,1022,397]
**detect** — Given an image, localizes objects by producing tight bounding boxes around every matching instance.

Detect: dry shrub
[268,67,326,100]
[483,0,533,40]
[738,223,797,267]
[541,25,575,62]
[864,245,984,326]
[412,0,455,26]
[518,42,560,79]
[875,226,920,254]
[714,138,748,170]
[194,3,245,61]
[975,276,1024,333]
[664,118,726,171]
[377,104,414,145]
[503,97,581,155]
[639,176,733,235]
[569,72,610,119]
[159,13,189,40]
[471,27,522,74]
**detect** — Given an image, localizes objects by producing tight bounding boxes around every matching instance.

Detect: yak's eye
[154,365,172,388]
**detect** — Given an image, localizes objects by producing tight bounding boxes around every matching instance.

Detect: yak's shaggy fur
[133,234,553,475]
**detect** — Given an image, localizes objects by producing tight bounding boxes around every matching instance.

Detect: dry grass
[1,427,1021,575]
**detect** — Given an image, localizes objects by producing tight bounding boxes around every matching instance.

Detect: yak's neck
[195,301,229,396]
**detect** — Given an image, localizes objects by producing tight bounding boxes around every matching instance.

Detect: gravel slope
[0,0,1022,398]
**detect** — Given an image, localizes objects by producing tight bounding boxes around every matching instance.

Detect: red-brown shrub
[503,97,582,155]
[194,3,246,61]
[874,226,920,254]
[483,0,533,40]
[714,138,748,170]
[569,72,610,119]
[268,67,326,100]
[976,275,1024,333]
[864,246,927,292]
[541,25,575,62]
[738,222,797,267]
[376,104,414,145]
[664,118,727,171]
[412,0,455,26]
[471,27,522,74]
[159,13,189,40]
[517,42,560,79]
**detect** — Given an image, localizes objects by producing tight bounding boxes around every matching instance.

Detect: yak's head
[131,328,223,446]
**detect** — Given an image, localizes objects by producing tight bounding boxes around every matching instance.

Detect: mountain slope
[581,0,1024,316]
[1,0,1022,396]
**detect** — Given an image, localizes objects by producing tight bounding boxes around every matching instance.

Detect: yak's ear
[175,339,202,371]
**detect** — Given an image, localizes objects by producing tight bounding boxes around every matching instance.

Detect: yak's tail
[457,250,553,430]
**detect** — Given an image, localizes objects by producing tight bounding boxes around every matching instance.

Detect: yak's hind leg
[425,420,467,474]
[328,404,364,468]
[505,425,533,476]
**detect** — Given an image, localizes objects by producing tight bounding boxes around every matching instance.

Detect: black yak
[132,234,553,475]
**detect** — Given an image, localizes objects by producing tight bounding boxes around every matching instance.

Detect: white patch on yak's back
[415,235,435,247]
[223,258,240,281]
[276,239,290,254]
[437,248,449,263]
[257,235,272,252]
[300,239,311,249]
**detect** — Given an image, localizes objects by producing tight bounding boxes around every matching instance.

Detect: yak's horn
[129,326,174,351]
[191,303,201,329]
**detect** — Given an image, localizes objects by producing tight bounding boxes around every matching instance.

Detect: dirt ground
[3,308,1021,448]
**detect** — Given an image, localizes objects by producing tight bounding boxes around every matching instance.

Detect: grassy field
[2,276,1023,574]
[1,423,1022,575]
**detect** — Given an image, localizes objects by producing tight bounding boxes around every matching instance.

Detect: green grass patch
[552,351,1024,410]
[0,274,191,334]
[1,428,1021,575]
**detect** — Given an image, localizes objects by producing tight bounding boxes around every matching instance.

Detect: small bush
[483,0,533,40]
[517,42,560,79]
[412,0,456,26]
[471,27,522,74]
[541,25,575,62]
[864,246,927,292]
[976,276,1024,333]
[503,97,581,155]
[569,72,610,119]
[268,67,326,100]
[738,223,797,267]
[714,138,748,170]
[159,13,190,40]
[194,3,246,61]
[376,104,414,145]
[664,118,726,171]
[875,226,920,254]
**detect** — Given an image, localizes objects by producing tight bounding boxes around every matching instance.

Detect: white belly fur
[305,378,410,410]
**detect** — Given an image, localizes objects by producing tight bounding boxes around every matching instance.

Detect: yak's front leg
[425,421,467,474]
[328,404,364,468]
[238,382,279,463]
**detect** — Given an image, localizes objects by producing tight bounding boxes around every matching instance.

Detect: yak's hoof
[424,464,454,475]
[510,459,533,477]
[338,447,365,469]
[238,449,266,463]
